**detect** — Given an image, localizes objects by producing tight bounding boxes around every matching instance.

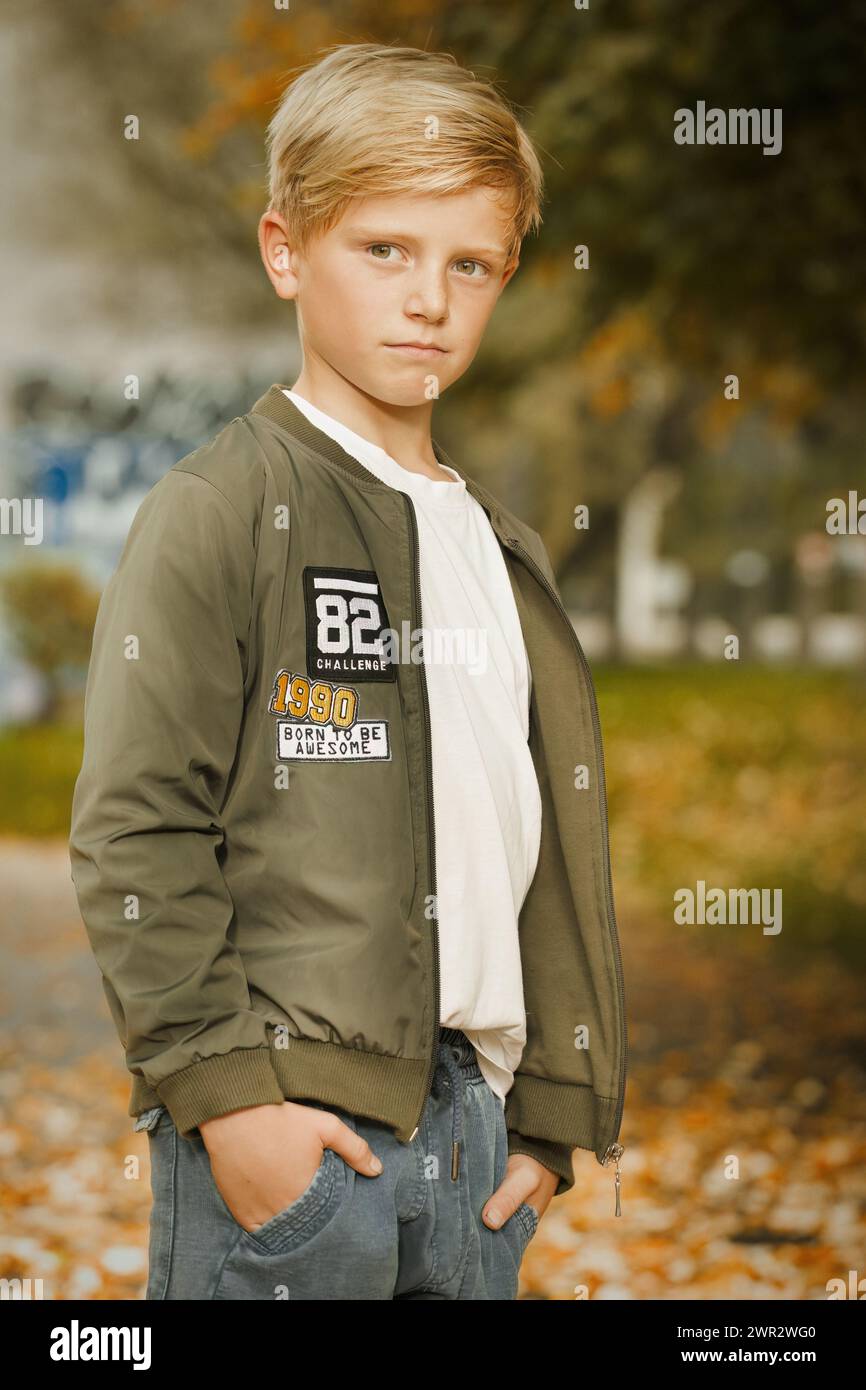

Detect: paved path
[0,836,116,1059]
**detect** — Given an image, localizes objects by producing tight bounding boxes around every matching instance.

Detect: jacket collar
[249,383,510,540]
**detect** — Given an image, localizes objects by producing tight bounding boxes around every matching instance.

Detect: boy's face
[260,187,520,406]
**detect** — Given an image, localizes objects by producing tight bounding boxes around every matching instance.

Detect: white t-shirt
[283,389,542,1100]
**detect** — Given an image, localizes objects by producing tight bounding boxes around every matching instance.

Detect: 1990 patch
[303,565,396,682]
[268,669,391,762]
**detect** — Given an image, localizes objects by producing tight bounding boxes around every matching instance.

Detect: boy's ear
[258,208,300,301]
[499,255,520,292]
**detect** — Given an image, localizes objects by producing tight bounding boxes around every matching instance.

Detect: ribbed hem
[129,1037,621,1163]
[268,1035,429,1141]
[503,1071,621,1166]
[152,1046,286,1137]
[129,1035,432,1144]
[507,1131,576,1198]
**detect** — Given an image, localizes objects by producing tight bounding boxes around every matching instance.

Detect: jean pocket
[238,1145,344,1256]
[515,1200,539,1244]
[227,1104,357,1257]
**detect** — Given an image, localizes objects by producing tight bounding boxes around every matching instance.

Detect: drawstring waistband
[436,1030,475,1181]
[438,1041,464,1180]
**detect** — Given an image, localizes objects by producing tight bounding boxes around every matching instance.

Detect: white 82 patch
[303,565,397,683]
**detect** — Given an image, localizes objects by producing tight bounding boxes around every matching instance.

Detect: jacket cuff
[155,1046,285,1138]
[507,1128,576,1198]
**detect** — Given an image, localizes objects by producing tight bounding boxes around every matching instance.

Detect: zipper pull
[602,1142,624,1216]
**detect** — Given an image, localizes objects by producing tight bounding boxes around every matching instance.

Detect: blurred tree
[0,564,100,722]
[25,0,866,585]
[32,0,865,383]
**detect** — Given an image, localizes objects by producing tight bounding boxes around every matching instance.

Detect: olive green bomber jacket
[68,384,627,1203]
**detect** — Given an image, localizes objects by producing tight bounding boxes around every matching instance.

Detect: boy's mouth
[384,342,448,359]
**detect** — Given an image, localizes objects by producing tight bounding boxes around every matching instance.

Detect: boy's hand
[482,1155,558,1231]
[199,1101,383,1235]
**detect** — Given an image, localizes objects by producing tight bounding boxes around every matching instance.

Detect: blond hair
[264,43,544,264]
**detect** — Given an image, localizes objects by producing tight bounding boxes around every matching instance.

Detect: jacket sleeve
[507,1132,576,1198]
[69,466,285,1137]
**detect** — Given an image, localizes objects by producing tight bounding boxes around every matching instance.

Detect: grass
[2,663,865,957]
[0,723,83,837]
[592,662,866,963]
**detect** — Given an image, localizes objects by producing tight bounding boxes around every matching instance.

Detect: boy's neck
[289,366,447,479]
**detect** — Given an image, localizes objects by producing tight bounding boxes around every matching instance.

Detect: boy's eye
[366,245,488,278]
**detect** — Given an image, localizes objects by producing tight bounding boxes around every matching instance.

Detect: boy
[69,42,626,1301]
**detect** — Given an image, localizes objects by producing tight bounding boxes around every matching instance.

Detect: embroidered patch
[303,565,397,682]
[268,669,391,762]
[276,719,390,762]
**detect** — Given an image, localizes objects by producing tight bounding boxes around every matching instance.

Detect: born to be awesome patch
[268,669,391,763]
[303,565,397,682]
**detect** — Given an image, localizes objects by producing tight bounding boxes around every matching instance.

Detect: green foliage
[0,563,99,721]
[597,662,866,963]
[0,724,84,835]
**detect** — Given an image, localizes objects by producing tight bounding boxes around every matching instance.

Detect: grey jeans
[135,1027,540,1300]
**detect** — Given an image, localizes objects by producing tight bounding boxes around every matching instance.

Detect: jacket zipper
[402,495,445,1164]
[503,532,628,1216]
